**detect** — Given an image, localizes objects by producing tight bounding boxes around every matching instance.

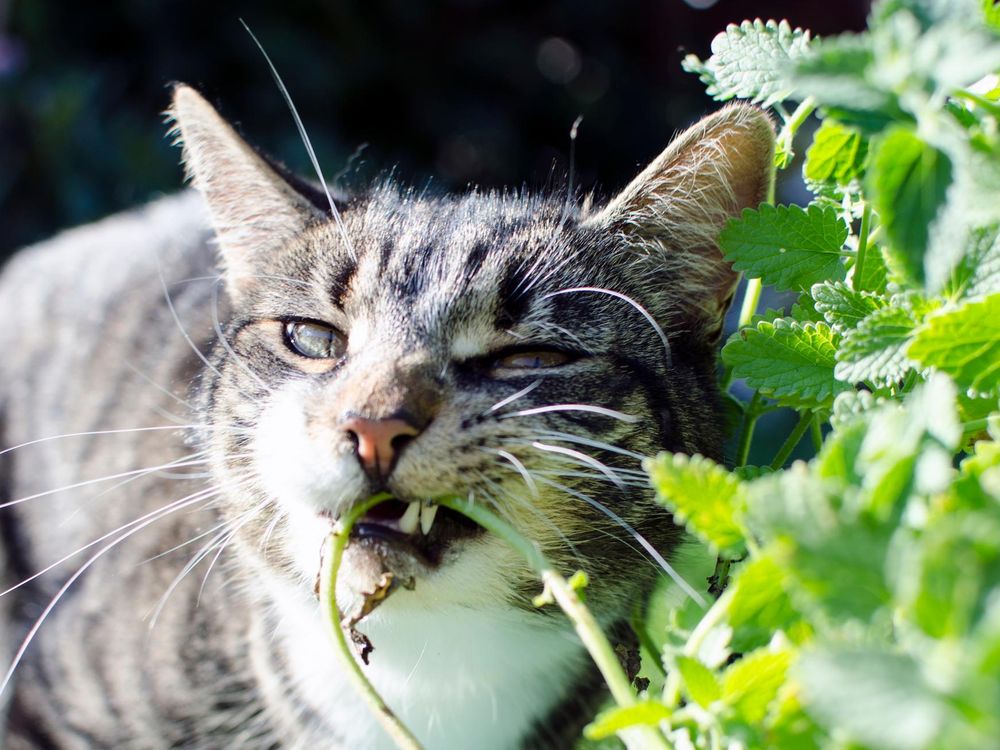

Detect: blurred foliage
[0,0,866,258]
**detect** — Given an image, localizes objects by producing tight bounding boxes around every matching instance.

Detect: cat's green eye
[494,350,571,370]
[284,321,346,360]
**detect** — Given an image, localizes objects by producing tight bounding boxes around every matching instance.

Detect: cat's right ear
[167,84,327,292]
[584,105,775,344]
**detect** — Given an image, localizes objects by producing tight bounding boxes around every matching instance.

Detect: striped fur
[0,86,773,748]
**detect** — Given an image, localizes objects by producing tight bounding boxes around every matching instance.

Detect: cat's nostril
[341,416,421,480]
[390,433,415,452]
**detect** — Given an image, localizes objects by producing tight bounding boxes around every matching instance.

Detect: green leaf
[681,19,812,107]
[728,554,802,652]
[811,280,886,331]
[790,293,825,324]
[804,120,868,187]
[908,293,1000,394]
[645,453,746,556]
[835,304,924,385]
[791,34,905,133]
[722,648,793,723]
[985,0,1000,31]
[947,223,1000,300]
[855,244,892,294]
[720,204,849,292]
[722,319,851,409]
[798,650,946,750]
[870,128,953,286]
[583,702,672,740]
[675,655,722,708]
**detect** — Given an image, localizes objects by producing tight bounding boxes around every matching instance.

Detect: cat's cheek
[253,381,365,513]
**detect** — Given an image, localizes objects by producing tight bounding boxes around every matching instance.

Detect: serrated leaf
[728,554,801,652]
[720,205,849,292]
[835,303,926,385]
[870,128,953,287]
[908,293,1000,394]
[798,650,946,750]
[791,34,905,133]
[583,702,671,740]
[790,293,825,323]
[855,244,891,294]
[947,223,1000,300]
[675,656,722,708]
[681,19,811,107]
[645,453,746,556]
[722,648,793,723]
[722,319,851,409]
[811,280,886,331]
[804,120,868,187]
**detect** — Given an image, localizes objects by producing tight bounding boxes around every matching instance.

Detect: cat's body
[0,86,773,748]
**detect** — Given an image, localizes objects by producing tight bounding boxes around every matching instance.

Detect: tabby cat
[0,85,773,749]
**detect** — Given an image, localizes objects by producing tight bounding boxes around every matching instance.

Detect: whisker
[530,442,627,490]
[536,477,706,607]
[2,485,227,598]
[543,286,672,369]
[491,449,538,498]
[211,279,272,393]
[520,431,647,462]
[0,489,213,698]
[0,425,203,458]
[148,494,269,628]
[0,455,211,510]
[156,254,225,382]
[477,472,585,571]
[240,20,357,261]
[123,360,197,414]
[481,379,542,417]
[499,403,640,423]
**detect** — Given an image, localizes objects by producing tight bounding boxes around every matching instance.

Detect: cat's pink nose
[342,417,421,480]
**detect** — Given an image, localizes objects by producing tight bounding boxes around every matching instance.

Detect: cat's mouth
[350,497,483,566]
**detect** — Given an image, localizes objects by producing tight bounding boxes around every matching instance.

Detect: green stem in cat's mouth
[319,494,672,750]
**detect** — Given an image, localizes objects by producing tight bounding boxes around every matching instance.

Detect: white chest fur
[264,580,587,750]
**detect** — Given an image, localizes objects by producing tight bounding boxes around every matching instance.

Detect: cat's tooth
[398,502,420,535]
[420,502,438,536]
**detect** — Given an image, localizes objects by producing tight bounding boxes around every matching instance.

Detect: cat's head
[168,84,773,627]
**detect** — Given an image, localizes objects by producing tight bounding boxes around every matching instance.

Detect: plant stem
[720,278,764,391]
[320,493,424,750]
[770,411,813,470]
[437,497,672,750]
[735,392,763,467]
[631,605,667,678]
[810,415,824,452]
[737,278,763,329]
[853,202,873,291]
[777,96,817,161]
[322,494,671,750]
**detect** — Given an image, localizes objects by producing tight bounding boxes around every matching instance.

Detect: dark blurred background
[0,0,871,465]
[0,0,868,258]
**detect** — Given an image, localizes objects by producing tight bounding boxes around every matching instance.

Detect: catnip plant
[324,2,1000,748]
[589,1,1000,748]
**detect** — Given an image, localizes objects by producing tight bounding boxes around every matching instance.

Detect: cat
[0,83,773,749]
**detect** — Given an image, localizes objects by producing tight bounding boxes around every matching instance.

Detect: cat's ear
[587,105,775,343]
[167,84,328,288]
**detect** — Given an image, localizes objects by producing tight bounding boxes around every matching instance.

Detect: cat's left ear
[167,84,331,293]
[586,105,775,343]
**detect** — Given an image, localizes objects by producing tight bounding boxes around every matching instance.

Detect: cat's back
[0,191,219,568]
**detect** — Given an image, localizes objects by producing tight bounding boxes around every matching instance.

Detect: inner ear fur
[589,104,775,342]
[166,84,328,289]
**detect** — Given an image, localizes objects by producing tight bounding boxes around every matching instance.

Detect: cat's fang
[397,501,420,535]
[420,502,438,536]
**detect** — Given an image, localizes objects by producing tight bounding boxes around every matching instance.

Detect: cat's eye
[284,321,347,360]
[493,350,571,370]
